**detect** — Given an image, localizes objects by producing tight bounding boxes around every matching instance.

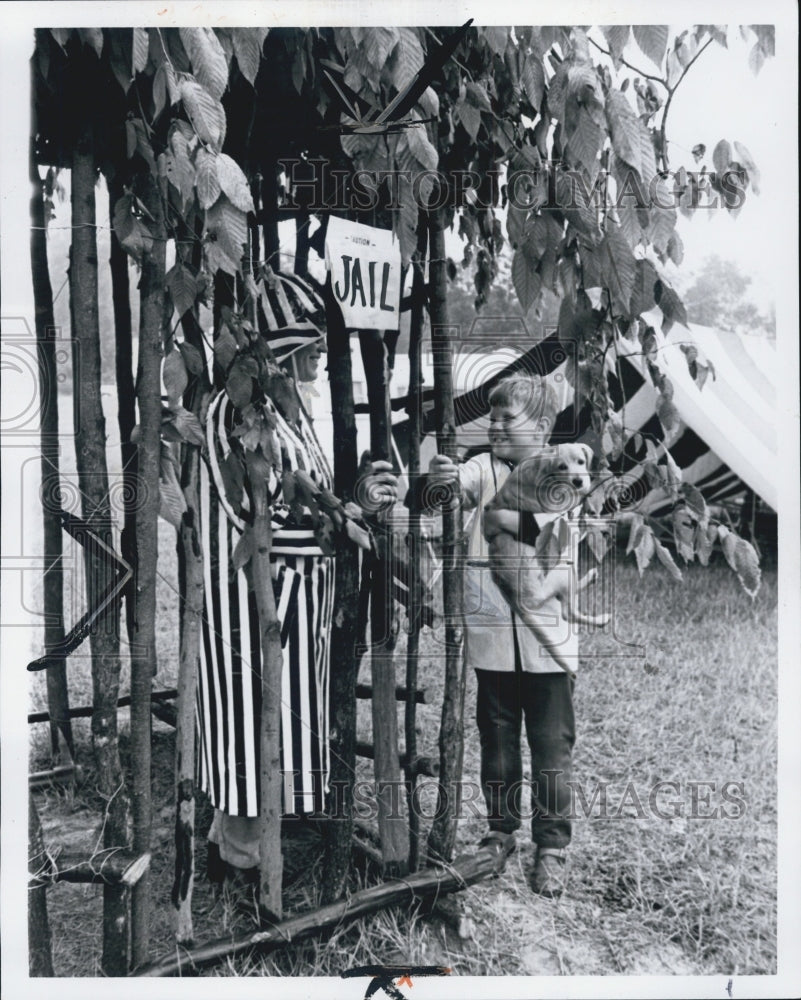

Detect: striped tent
[390,313,777,515]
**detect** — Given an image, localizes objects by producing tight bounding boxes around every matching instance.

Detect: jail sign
[325,216,402,330]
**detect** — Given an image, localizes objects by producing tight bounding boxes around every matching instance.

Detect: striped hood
[260,268,326,363]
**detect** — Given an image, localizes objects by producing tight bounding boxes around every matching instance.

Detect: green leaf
[597,227,637,316]
[112,193,152,263]
[555,170,600,237]
[180,27,229,100]
[483,26,509,57]
[78,28,104,58]
[712,139,731,175]
[654,278,688,333]
[417,86,439,118]
[226,359,255,409]
[180,79,226,151]
[656,397,681,437]
[565,105,604,176]
[654,538,683,580]
[660,232,681,270]
[214,328,238,371]
[195,148,221,209]
[606,89,641,176]
[217,153,255,213]
[466,81,493,112]
[521,55,545,112]
[164,129,195,206]
[392,27,424,92]
[232,529,253,571]
[232,28,267,86]
[163,349,189,401]
[167,264,199,318]
[632,25,669,68]
[633,523,655,574]
[404,123,438,171]
[132,27,149,73]
[364,26,399,69]
[630,259,658,316]
[601,25,631,69]
[512,247,542,312]
[179,342,205,376]
[625,512,645,554]
[167,404,205,445]
[647,181,677,257]
[680,484,708,520]
[159,445,187,527]
[733,140,761,195]
[454,99,482,142]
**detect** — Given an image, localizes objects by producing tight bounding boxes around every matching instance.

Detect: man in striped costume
[199,272,397,883]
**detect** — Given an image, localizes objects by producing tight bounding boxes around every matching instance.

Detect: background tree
[680,254,776,337]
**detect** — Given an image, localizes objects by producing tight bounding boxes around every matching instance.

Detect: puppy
[484,443,609,677]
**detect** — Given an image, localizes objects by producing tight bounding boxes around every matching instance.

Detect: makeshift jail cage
[25,22,769,978]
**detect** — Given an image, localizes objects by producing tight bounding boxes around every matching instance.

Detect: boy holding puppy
[427,373,584,897]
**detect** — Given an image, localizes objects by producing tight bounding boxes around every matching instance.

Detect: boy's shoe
[530,847,567,898]
[478,831,517,872]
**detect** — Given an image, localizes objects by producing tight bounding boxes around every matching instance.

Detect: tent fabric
[390,316,777,514]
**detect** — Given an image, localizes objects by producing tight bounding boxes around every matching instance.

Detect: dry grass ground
[29,546,777,978]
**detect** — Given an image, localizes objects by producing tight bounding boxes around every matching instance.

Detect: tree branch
[588,36,667,87]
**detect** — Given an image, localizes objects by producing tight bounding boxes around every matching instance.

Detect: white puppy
[484,443,609,677]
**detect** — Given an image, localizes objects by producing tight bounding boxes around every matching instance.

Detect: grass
[29,551,777,977]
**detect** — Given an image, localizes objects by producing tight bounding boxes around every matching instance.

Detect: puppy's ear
[580,442,595,469]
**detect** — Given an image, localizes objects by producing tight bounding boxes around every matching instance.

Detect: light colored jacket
[458,451,580,675]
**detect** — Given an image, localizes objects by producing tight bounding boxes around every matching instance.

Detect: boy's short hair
[488,374,559,428]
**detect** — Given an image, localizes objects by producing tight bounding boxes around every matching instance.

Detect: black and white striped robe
[197,390,335,817]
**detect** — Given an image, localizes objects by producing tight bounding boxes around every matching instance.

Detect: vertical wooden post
[130,172,165,967]
[108,174,138,648]
[251,479,284,920]
[321,277,361,901]
[70,111,131,976]
[425,205,467,865]
[28,794,55,976]
[404,230,428,872]
[172,447,203,943]
[359,329,409,876]
[29,134,72,761]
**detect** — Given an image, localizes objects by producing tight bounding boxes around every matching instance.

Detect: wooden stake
[321,275,362,903]
[130,171,167,967]
[425,204,467,866]
[30,133,73,764]
[404,226,429,871]
[70,112,131,976]
[172,448,203,943]
[359,329,409,876]
[28,794,55,976]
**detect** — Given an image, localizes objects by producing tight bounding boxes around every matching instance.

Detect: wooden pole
[359,328,409,876]
[250,477,284,920]
[130,171,166,967]
[29,131,73,761]
[108,174,138,649]
[404,228,429,871]
[28,794,55,976]
[425,203,467,865]
[133,845,506,977]
[70,108,131,976]
[172,447,203,943]
[321,275,362,902]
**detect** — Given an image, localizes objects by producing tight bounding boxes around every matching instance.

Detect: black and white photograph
[1,2,798,997]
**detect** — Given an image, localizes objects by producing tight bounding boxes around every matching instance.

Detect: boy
[427,373,580,897]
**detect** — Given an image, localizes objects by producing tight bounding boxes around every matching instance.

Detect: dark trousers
[475,668,576,849]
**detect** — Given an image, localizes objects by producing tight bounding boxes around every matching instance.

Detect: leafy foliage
[31,21,771,596]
